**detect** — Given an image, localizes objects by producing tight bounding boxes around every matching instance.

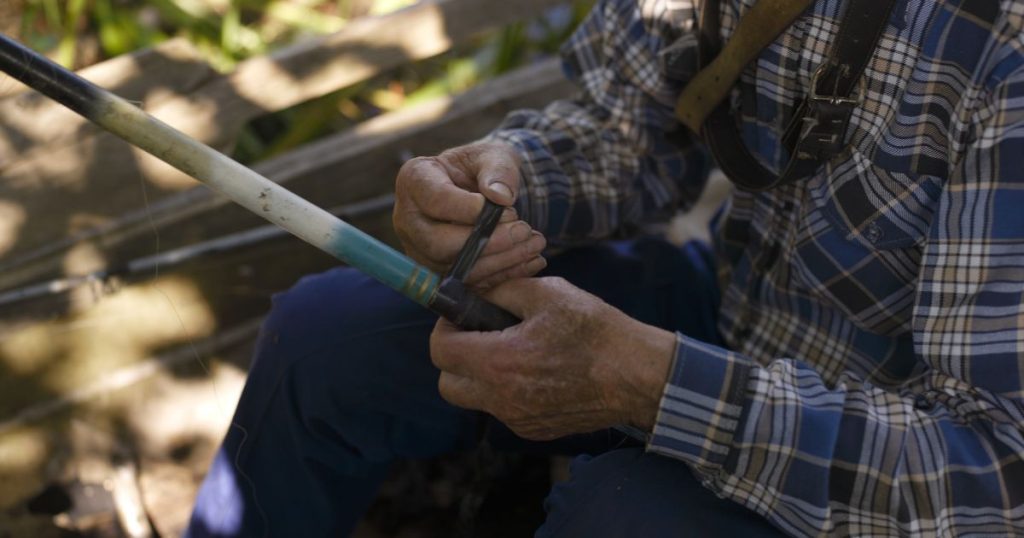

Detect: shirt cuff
[647,333,754,469]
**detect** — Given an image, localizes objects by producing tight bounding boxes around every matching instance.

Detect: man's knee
[239,266,440,419]
[229,266,465,459]
[262,267,430,348]
[536,448,779,538]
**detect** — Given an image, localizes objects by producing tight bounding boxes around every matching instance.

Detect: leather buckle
[794,99,854,159]
[810,62,864,106]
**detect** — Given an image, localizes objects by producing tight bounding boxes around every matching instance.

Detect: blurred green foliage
[18,0,420,70]
[14,0,592,163]
[234,1,593,164]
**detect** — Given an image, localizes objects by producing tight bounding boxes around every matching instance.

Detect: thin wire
[135,166,268,531]
[3,35,269,528]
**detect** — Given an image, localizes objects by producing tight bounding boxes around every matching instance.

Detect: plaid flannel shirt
[486,0,1024,535]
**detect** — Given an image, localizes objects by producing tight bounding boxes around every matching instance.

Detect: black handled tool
[428,200,521,331]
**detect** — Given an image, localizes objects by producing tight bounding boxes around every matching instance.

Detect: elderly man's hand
[393,141,547,289]
[429,277,677,440]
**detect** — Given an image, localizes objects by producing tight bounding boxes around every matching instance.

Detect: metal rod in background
[0,33,517,331]
[0,195,398,309]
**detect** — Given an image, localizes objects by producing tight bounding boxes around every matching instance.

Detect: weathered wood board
[0,58,571,295]
[0,59,573,417]
[0,0,566,290]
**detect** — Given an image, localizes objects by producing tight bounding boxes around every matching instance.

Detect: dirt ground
[0,331,556,538]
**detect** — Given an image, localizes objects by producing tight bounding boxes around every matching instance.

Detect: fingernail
[509,221,531,243]
[489,182,514,201]
[526,234,546,253]
[527,256,547,272]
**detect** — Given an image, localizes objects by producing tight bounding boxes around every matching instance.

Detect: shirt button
[865,222,883,244]
[913,394,932,411]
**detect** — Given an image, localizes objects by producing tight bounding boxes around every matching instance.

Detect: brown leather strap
[675,0,816,131]
[693,0,900,191]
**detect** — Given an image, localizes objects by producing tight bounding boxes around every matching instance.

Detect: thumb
[474,143,521,206]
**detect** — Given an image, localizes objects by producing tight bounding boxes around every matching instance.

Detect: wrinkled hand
[393,141,547,289]
[429,277,677,441]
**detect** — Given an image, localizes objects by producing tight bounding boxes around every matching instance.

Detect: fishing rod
[0,33,517,331]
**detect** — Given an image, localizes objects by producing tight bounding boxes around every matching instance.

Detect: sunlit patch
[0,322,65,376]
[0,427,51,509]
[0,199,26,257]
[0,427,49,470]
[48,276,217,394]
[0,274,228,438]
[62,242,107,286]
[369,0,418,16]
[120,361,246,455]
[352,94,451,139]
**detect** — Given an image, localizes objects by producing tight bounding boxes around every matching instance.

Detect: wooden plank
[0,59,573,294]
[192,0,567,139]
[0,62,570,508]
[0,0,565,275]
[136,59,573,257]
[0,0,564,171]
[0,318,262,435]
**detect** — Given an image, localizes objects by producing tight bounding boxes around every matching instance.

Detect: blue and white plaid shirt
[487,0,1024,535]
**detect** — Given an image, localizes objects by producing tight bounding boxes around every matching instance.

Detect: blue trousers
[186,238,782,537]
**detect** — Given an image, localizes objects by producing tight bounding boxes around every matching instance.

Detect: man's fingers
[482,275,575,318]
[400,218,466,265]
[403,158,488,224]
[474,148,520,206]
[437,372,489,412]
[419,181,487,224]
[396,146,535,285]
[430,318,501,378]
[466,233,546,285]
[473,256,548,290]
[401,217,539,267]
[496,205,519,224]
[439,143,522,208]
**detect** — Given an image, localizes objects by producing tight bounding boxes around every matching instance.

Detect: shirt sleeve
[647,70,1024,536]
[484,0,710,245]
